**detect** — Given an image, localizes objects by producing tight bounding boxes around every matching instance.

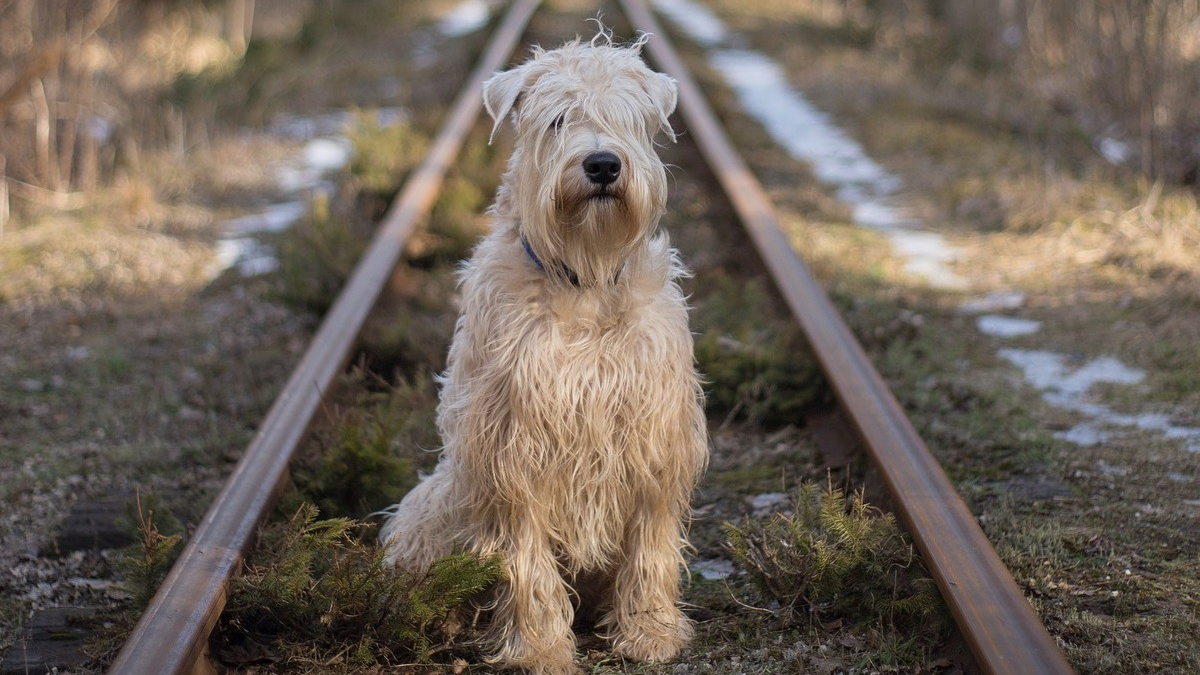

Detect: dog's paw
[494,633,580,675]
[606,607,693,663]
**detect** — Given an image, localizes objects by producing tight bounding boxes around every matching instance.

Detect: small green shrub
[119,491,184,609]
[725,481,946,652]
[291,373,439,520]
[693,276,826,425]
[345,111,428,198]
[274,193,374,313]
[356,265,459,375]
[218,504,503,669]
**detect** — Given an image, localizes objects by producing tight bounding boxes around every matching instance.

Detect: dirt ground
[2,1,1199,674]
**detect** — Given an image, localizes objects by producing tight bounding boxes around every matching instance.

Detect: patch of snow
[998,348,1200,452]
[1099,137,1130,165]
[212,238,246,276]
[267,108,406,141]
[223,201,307,235]
[213,107,412,280]
[304,137,352,172]
[655,2,964,288]
[959,291,1026,314]
[999,350,1143,396]
[746,492,789,513]
[236,245,281,277]
[438,0,491,37]
[269,111,353,140]
[656,0,1199,456]
[86,115,114,143]
[1057,424,1108,446]
[653,0,729,47]
[1002,23,1023,48]
[211,238,279,279]
[707,50,894,192]
[690,558,737,580]
[977,315,1042,338]
[885,229,965,288]
[65,346,91,361]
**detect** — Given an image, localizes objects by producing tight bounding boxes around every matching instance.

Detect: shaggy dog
[381,29,708,675]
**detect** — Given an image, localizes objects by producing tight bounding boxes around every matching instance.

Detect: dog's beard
[547,186,651,286]
[516,146,666,287]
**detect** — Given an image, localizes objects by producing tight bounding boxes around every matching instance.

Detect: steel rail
[104,1,542,673]
[615,0,1075,673]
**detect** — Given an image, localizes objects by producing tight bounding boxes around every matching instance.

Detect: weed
[216,503,503,670]
[117,492,184,609]
[274,194,374,313]
[345,111,429,199]
[357,267,459,376]
[290,372,439,521]
[724,481,946,660]
[407,124,504,268]
[692,276,826,426]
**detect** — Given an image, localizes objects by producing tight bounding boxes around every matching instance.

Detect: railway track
[104,1,1075,674]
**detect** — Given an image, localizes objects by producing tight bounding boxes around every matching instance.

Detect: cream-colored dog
[381,29,707,675]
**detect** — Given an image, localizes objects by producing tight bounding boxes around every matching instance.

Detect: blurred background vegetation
[0,0,290,231]
[933,0,1200,183]
[0,0,1197,234]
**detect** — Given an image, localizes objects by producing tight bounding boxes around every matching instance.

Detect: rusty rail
[103,1,542,673]
[616,0,1074,673]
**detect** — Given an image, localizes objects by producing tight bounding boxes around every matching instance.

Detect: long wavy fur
[380,28,706,675]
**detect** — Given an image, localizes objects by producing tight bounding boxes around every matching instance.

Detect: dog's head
[483,28,678,287]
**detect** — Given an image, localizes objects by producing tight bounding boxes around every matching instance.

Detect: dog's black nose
[583,151,621,185]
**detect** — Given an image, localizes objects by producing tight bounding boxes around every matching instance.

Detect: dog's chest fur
[445,230,701,568]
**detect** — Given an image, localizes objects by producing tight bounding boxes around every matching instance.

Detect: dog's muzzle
[583,151,621,186]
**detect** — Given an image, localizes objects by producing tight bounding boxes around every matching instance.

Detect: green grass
[725,481,947,661]
[344,111,430,200]
[692,276,827,426]
[289,372,439,522]
[214,503,503,672]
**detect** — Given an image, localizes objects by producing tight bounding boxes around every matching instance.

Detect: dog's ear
[483,64,529,143]
[645,70,678,142]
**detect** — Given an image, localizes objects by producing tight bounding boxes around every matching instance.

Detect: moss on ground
[214,504,503,672]
[289,372,440,522]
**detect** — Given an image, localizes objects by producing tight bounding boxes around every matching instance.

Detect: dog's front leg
[482,518,578,675]
[599,498,692,663]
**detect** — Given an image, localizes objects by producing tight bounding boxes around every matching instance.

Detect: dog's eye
[550,114,565,132]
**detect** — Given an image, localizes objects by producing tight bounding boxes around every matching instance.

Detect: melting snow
[223,201,307,236]
[211,112,402,279]
[653,0,729,47]
[998,350,1143,396]
[211,102,410,280]
[653,0,1199,457]
[654,0,964,288]
[959,291,1027,314]
[690,558,737,580]
[304,137,353,172]
[747,492,790,514]
[998,349,1200,452]
[977,315,1042,337]
[1099,137,1130,166]
[438,0,491,37]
